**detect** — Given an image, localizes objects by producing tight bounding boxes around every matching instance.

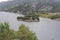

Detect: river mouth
[0,12,60,40]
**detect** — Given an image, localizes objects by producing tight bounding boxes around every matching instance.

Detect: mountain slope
[0,0,60,13]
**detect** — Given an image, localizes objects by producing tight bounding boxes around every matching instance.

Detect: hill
[0,0,60,13]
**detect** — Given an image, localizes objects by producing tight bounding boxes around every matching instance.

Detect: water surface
[0,11,60,40]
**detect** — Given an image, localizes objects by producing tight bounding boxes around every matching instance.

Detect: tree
[0,22,15,40]
[0,22,38,40]
[16,24,38,40]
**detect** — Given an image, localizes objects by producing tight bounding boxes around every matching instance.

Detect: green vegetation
[0,22,15,40]
[39,13,50,18]
[17,13,39,21]
[15,24,38,40]
[7,5,25,13]
[39,13,60,19]
[49,15,60,19]
[51,2,60,12]
[6,2,60,13]
[0,22,38,40]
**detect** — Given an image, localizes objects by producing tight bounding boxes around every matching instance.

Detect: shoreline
[40,17,60,21]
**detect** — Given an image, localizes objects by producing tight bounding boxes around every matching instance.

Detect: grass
[39,13,60,19]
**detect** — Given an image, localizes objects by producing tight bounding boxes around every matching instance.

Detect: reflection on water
[0,11,60,40]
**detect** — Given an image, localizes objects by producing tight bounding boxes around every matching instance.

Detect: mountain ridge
[0,0,60,13]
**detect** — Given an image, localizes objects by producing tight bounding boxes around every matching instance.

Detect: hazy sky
[0,0,8,2]
[0,0,60,2]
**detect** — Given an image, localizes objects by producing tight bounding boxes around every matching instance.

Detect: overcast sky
[0,0,8,2]
[0,0,60,2]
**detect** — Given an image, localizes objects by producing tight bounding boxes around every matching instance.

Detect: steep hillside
[0,0,36,10]
[0,0,60,13]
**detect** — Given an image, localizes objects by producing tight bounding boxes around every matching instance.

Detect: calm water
[0,11,60,40]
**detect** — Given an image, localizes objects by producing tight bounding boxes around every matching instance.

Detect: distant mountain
[0,0,28,10]
[0,0,60,13]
